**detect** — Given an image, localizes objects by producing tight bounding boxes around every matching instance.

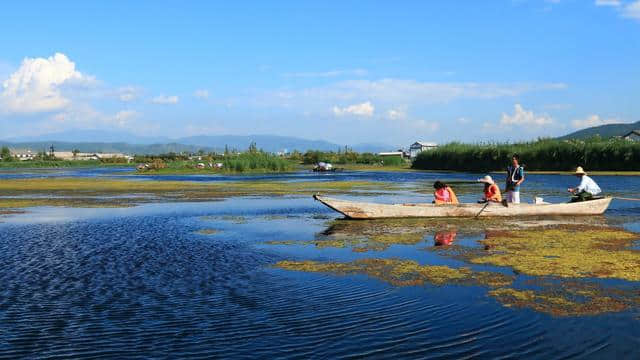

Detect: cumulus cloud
[151,95,179,104]
[571,114,621,129]
[595,0,621,6]
[193,89,209,99]
[332,101,375,117]
[622,0,640,19]
[0,53,94,113]
[500,104,553,126]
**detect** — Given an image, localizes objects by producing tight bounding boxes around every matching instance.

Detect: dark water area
[1,170,640,358]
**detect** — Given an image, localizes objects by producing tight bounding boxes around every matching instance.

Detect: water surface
[1,170,639,358]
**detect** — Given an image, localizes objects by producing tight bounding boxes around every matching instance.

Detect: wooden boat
[313,195,612,219]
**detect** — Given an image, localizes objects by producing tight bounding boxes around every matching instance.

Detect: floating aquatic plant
[488,288,629,317]
[275,258,513,288]
[196,229,219,235]
[469,227,640,281]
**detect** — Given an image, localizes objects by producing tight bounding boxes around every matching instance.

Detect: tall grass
[412,138,640,171]
[222,152,295,172]
[301,150,405,166]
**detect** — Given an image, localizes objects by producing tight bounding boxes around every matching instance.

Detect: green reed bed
[412,138,640,171]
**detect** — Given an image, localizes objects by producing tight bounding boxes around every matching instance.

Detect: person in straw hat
[477,175,502,203]
[568,166,601,202]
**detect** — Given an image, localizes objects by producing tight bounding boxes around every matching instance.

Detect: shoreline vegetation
[3,138,640,174]
[412,138,640,172]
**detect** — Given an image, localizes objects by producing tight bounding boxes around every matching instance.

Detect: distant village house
[623,130,640,141]
[409,142,437,159]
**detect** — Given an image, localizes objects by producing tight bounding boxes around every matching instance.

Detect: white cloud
[333,101,375,117]
[151,94,179,104]
[500,104,553,126]
[284,69,368,78]
[595,0,621,6]
[117,86,140,102]
[622,0,640,19]
[194,89,209,99]
[457,117,471,124]
[571,114,621,129]
[0,53,94,114]
[387,107,407,120]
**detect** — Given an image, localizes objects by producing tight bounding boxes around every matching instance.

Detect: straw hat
[574,166,587,175]
[477,175,495,184]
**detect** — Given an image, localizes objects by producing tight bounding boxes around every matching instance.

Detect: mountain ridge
[1,131,395,154]
[558,121,640,140]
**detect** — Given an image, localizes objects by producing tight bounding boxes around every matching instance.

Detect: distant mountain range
[558,121,640,140]
[1,130,395,154]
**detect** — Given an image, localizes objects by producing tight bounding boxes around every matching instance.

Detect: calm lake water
[1,169,639,358]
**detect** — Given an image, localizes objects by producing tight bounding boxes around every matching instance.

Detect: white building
[409,142,437,159]
[623,130,640,141]
[10,150,35,161]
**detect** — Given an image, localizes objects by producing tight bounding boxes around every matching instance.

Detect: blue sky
[0,0,638,146]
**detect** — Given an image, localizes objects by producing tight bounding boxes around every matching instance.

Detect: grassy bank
[137,152,297,174]
[0,160,130,168]
[412,138,640,172]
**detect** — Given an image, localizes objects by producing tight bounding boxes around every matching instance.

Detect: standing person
[568,167,601,202]
[477,175,502,203]
[505,154,525,204]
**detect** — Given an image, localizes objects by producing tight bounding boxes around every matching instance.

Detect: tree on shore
[0,146,12,161]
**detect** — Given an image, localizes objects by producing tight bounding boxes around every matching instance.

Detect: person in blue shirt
[505,154,525,204]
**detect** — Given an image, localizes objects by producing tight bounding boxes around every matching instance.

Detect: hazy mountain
[5,129,171,145]
[175,134,343,152]
[0,130,396,154]
[558,121,640,140]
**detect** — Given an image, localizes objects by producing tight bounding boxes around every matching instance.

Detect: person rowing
[568,166,601,202]
[432,181,459,205]
[477,175,502,203]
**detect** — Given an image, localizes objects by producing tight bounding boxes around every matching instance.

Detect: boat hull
[313,195,612,219]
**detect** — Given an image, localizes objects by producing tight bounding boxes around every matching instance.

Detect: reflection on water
[2,170,640,357]
[434,230,457,246]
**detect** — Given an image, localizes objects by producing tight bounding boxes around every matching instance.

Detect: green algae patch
[0,177,396,209]
[488,288,629,317]
[196,229,219,235]
[470,227,640,281]
[0,197,141,208]
[275,258,513,288]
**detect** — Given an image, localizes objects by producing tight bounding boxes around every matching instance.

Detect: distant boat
[312,162,341,172]
[313,195,612,219]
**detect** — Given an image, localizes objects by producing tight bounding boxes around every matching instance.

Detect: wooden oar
[475,202,490,218]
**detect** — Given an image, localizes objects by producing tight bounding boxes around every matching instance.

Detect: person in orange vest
[432,181,459,205]
[477,175,502,203]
